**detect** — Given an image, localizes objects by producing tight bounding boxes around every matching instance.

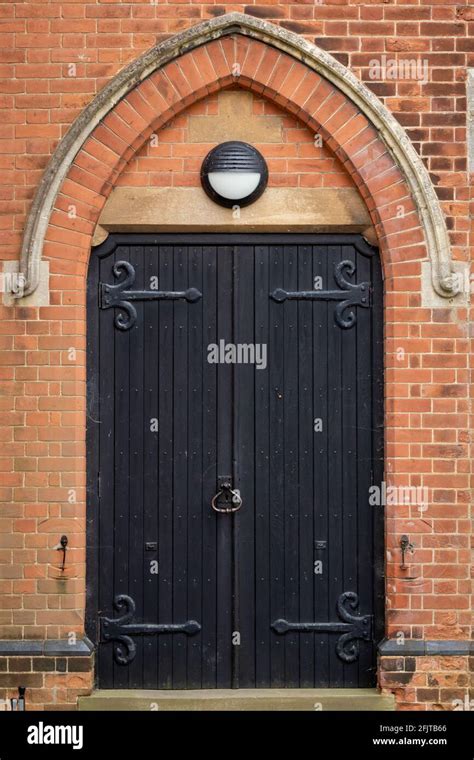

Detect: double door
[86,234,383,689]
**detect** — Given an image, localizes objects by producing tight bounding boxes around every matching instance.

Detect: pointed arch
[16,12,458,298]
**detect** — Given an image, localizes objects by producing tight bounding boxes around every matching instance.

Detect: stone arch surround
[15,12,458,300]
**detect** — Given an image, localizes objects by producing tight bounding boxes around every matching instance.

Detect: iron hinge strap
[270,260,370,329]
[100,594,201,665]
[99,260,202,331]
[271,591,372,663]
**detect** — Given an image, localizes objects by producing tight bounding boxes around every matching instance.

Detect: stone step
[79,688,395,711]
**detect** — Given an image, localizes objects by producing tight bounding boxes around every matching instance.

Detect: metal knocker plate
[211,482,242,513]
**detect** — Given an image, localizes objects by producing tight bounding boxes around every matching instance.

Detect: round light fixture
[200,141,268,208]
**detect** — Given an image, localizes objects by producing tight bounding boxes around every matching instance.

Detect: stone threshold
[79,688,395,712]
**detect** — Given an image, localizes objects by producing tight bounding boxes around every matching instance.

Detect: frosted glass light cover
[207,172,261,201]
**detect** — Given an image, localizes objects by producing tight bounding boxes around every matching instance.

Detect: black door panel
[87,234,383,689]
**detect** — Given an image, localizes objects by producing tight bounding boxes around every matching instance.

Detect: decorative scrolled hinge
[270,260,370,329]
[100,594,201,665]
[271,591,372,663]
[99,261,202,331]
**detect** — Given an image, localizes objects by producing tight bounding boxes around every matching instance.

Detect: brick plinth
[0,655,93,711]
[380,655,473,711]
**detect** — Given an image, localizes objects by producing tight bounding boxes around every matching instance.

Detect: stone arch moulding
[13,12,459,300]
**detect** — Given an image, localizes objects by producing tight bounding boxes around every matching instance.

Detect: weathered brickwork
[379,655,473,711]
[0,655,93,711]
[0,2,472,710]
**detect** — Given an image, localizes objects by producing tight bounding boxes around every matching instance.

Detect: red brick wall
[115,92,354,190]
[379,655,472,710]
[0,655,93,711]
[0,2,472,711]
[1,1,472,260]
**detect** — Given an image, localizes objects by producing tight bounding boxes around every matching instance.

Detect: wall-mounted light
[200,141,268,208]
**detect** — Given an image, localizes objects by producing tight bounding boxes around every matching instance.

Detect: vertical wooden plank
[283,244,299,686]
[326,244,344,688]
[127,246,145,688]
[297,244,315,686]
[269,244,285,686]
[340,244,358,688]
[187,245,204,688]
[201,245,218,687]
[216,244,233,688]
[113,245,132,689]
[231,242,241,690]
[157,245,174,688]
[254,245,271,687]
[172,245,189,687]
[234,244,256,687]
[312,243,329,687]
[356,245,381,687]
[372,247,385,682]
[142,245,160,688]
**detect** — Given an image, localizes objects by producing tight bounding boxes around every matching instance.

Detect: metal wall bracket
[58,535,68,571]
[99,260,202,331]
[100,594,201,665]
[271,591,372,663]
[400,534,415,569]
[270,260,370,328]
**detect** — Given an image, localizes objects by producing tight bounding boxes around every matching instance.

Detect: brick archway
[15,13,458,301]
[43,35,425,296]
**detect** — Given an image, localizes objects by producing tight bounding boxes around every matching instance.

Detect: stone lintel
[96,186,372,236]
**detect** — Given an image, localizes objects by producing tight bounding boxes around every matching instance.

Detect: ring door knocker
[211,480,242,514]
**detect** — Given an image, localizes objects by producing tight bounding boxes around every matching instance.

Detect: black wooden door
[87,234,383,689]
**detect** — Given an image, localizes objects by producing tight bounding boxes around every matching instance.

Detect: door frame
[85,232,385,681]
